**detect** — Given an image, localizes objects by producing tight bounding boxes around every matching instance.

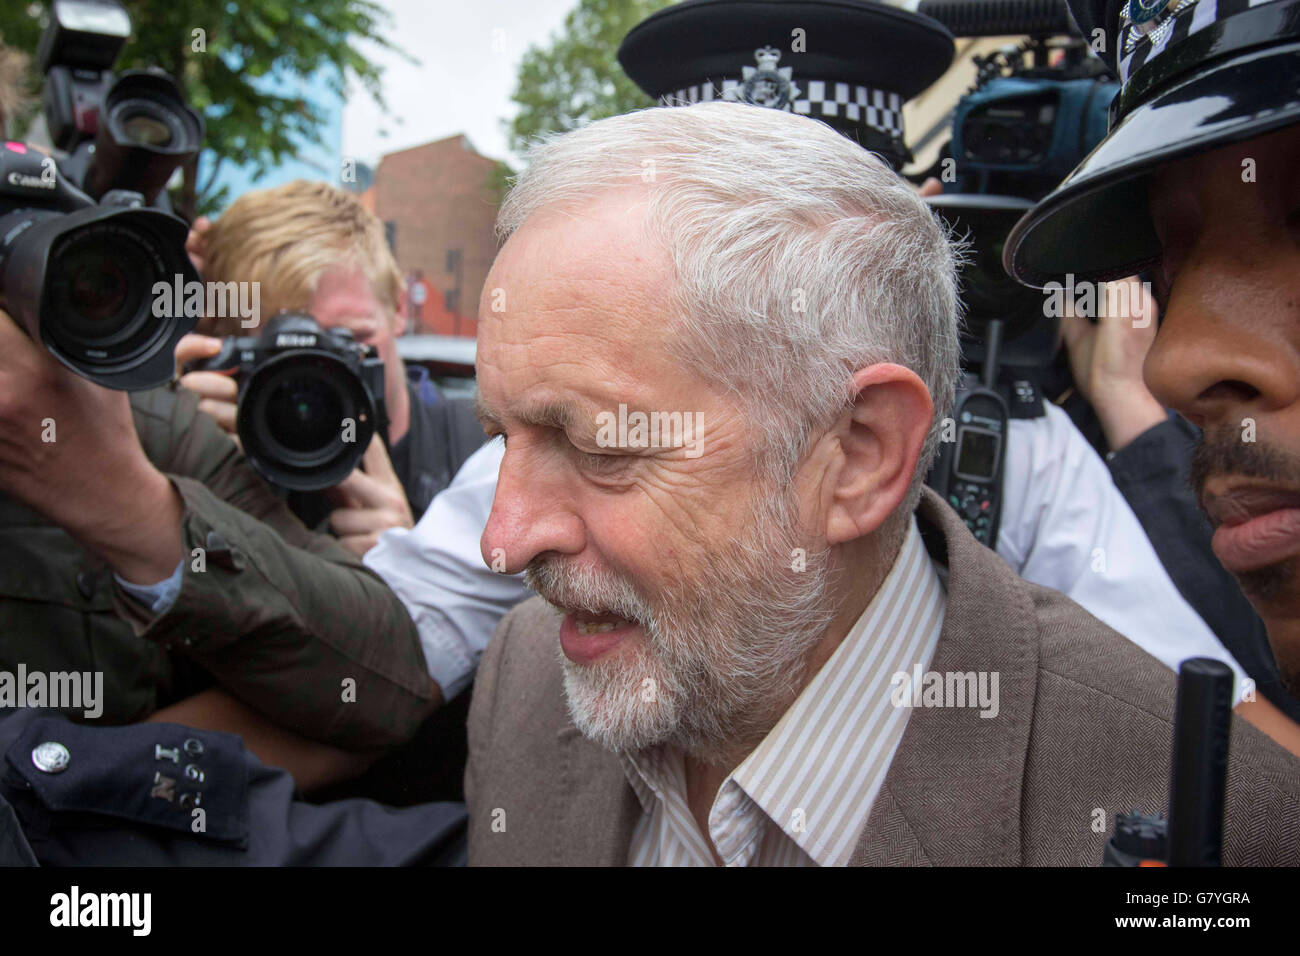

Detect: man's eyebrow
[473,395,586,433]
[522,401,582,431]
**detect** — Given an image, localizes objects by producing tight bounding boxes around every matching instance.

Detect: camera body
[918,0,1119,343]
[188,313,389,492]
[950,72,1115,200]
[0,0,205,391]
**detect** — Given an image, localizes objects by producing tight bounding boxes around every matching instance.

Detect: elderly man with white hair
[460,102,1300,866]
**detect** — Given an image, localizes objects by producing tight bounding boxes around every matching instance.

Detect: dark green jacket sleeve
[114,384,434,750]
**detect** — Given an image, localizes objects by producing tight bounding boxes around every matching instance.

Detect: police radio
[1103,658,1234,866]
[929,318,1009,548]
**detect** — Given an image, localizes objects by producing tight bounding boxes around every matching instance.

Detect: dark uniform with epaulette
[0,708,465,865]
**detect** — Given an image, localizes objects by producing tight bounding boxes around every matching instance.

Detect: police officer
[612,0,1261,699]
[1005,0,1300,741]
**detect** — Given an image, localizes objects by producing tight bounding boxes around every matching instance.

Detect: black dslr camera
[0,0,203,391]
[186,313,389,493]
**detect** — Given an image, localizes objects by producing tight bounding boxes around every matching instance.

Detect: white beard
[527,492,839,765]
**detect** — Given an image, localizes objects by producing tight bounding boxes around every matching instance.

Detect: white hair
[497,101,962,511]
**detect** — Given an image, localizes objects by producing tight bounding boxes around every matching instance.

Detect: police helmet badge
[1119,0,1198,56]
[724,46,801,110]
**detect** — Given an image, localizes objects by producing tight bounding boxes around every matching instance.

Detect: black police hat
[617,0,955,170]
[1004,0,1300,288]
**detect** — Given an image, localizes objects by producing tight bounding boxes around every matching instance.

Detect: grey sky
[342,0,580,167]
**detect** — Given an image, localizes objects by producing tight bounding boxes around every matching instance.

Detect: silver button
[31,741,70,774]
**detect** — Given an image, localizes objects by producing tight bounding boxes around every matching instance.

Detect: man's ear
[825,363,933,546]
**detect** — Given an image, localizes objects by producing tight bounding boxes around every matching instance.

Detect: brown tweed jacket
[465,488,1300,865]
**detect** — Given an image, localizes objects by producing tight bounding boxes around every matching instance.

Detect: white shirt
[367,408,1248,703]
[363,438,519,700]
[622,520,946,866]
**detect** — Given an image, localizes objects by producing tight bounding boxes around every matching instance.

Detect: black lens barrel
[232,315,382,492]
[0,203,199,390]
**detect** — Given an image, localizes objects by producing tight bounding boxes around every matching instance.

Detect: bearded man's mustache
[1189,426,1300,603]
[1189,427,1300,500]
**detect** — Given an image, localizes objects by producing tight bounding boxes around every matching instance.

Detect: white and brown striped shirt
[621,519,947,866]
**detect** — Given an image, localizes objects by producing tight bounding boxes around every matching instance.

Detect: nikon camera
[186,313,389,492]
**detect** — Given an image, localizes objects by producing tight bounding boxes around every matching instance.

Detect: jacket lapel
[853,489,1040,866]
[554,726,641,865]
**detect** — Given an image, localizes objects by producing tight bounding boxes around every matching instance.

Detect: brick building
[367,134,502,338]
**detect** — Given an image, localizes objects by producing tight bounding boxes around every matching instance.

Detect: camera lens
[265,375,345,454]
[62,240,130,322]
[44,221,156,348]
[239,348,377,491]
[45,223,154,348]
[119,112,174,148]
[84,71,204,206]
[0,193,197,391]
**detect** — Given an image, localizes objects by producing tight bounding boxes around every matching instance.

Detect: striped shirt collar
[620,518,947,866]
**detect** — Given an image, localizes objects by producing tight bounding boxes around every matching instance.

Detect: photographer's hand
[1061,275,1167,452]
[326,436,413,558]
[176,333,240,443]
[0,308,184,584]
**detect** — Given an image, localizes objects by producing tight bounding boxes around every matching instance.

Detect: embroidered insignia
[723,46,801,110]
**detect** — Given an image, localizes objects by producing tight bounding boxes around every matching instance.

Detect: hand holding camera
[176,333,240,441]
[0,304,183,584]
[325,435,414,558]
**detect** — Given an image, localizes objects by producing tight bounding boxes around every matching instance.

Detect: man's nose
[481,441,585,574]
[1143,243,1300,433]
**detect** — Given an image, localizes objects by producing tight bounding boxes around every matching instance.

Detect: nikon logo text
[275,333,317,348]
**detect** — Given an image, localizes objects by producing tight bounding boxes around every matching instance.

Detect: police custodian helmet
[617,0,956,171]
[1004,0,1300,288]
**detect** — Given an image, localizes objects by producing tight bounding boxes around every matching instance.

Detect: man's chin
[1231,558,1300,698]
[1234,557,1300,607]
[560,656,681,754]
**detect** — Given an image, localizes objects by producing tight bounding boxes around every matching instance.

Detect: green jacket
[0,382,433,750]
